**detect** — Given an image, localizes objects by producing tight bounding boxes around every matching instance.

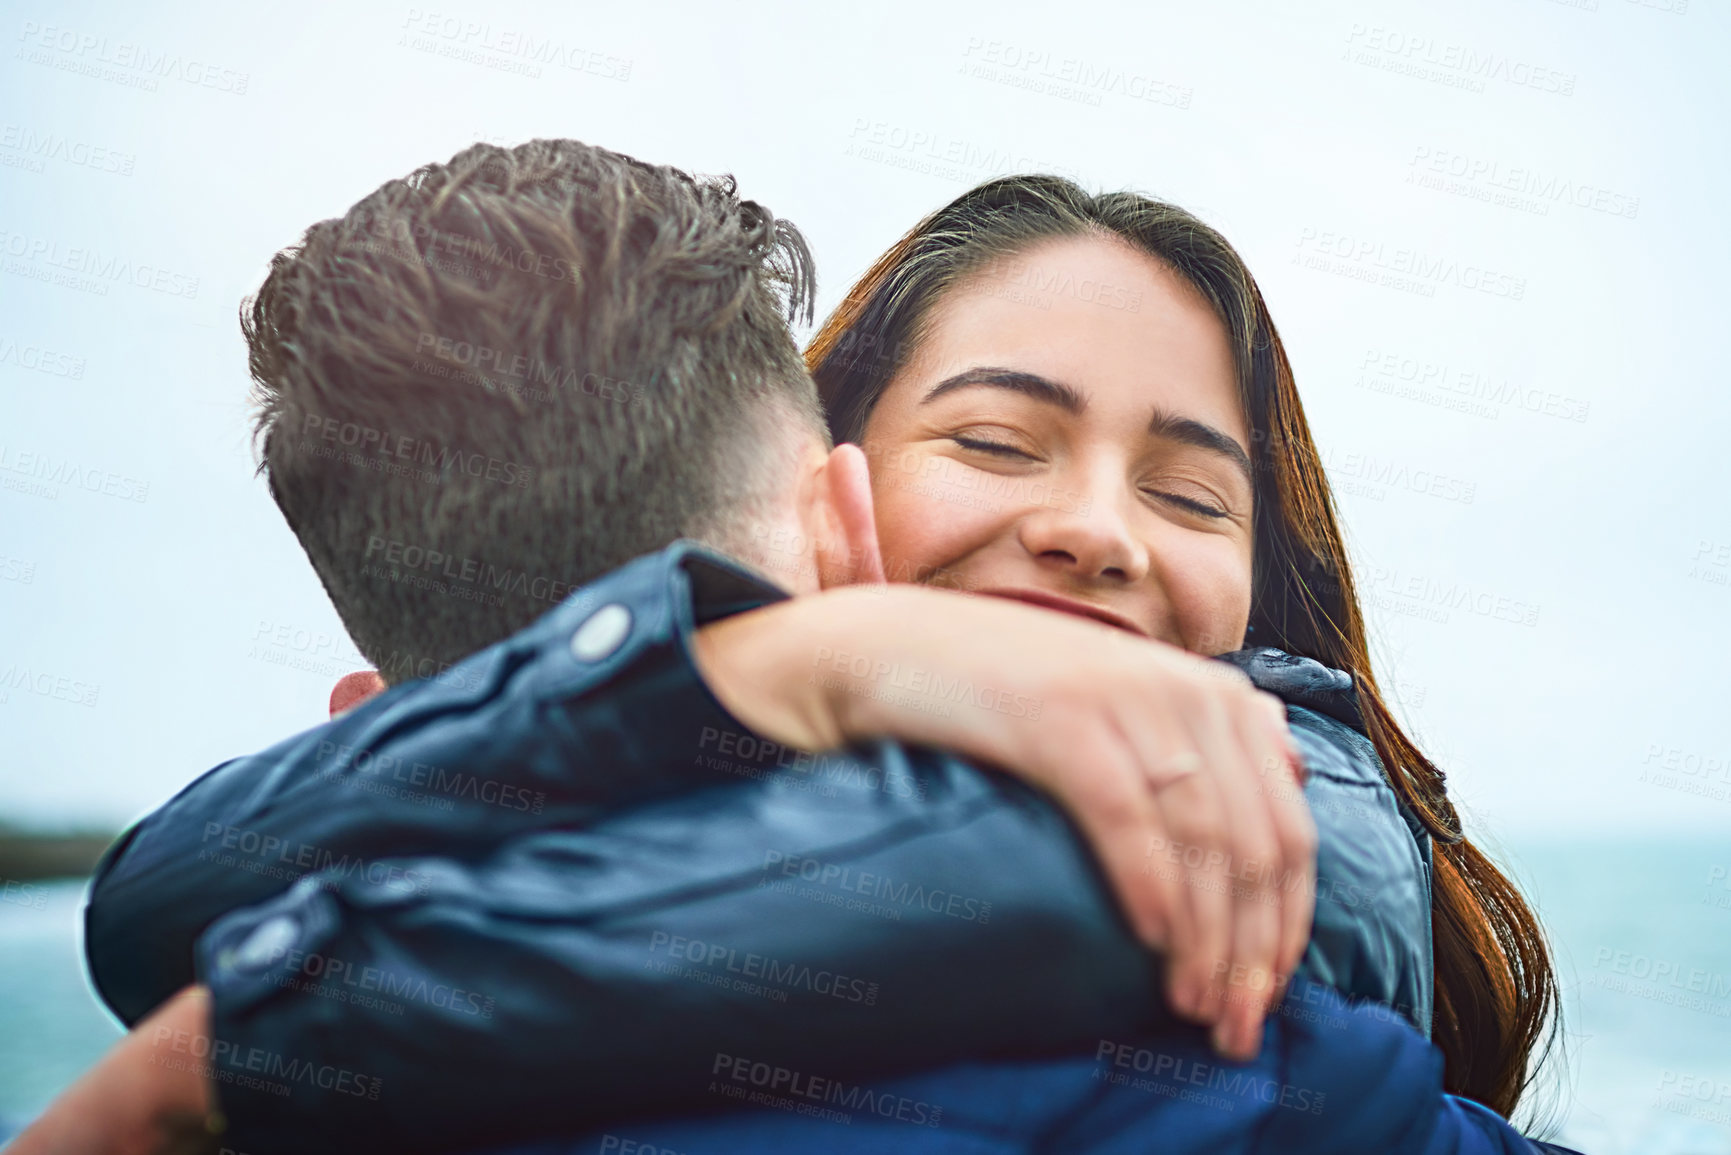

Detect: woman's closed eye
[1146,489,1230,519]
[950,434,1033,459]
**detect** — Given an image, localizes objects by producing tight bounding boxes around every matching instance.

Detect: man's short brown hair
[244,139,827,683]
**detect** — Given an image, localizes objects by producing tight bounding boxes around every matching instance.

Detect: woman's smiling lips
[973,587,1148,636]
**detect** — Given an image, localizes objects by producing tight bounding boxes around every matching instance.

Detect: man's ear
[814,443,884,588]
[330,670,386,718]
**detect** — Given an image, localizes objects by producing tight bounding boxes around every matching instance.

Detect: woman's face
[860,234,1255,654]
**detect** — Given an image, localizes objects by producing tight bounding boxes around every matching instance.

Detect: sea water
[1508,835,1731,1153]
[0,878,122,1138]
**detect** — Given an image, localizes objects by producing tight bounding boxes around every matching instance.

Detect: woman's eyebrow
[919,367,1086,413]
[920,367,1253,487]
[1148,406,1254,488]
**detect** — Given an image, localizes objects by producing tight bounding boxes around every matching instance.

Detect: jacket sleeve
[190,745,1166,1155]
[84,542,806,1024]
[961,976,1571,1155]
[1250,976,1581,1155]
[1288,705,1436,1037]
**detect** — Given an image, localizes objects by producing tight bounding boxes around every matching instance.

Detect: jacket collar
[1211,646,1364,733]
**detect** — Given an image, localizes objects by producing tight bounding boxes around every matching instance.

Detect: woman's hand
[692,584,1317,1061]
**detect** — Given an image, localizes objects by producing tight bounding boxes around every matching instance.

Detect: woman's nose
[1015,492,1150,584]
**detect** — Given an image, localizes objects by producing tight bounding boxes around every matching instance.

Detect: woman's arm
[88,542,1311,1057]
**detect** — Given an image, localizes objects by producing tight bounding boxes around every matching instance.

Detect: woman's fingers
[1124,673,1317,1057]
[1145,750,1232,1024]
[1040,728,1184,955]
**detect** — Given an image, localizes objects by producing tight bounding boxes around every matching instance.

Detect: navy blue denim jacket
[83,541,1485,1154]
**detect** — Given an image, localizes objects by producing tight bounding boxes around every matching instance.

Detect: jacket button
[571,603,632,662]
[231,914,299,971]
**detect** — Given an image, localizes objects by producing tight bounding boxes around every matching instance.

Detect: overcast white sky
[1,0,1726,845]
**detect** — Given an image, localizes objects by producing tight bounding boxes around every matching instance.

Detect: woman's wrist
[691,595,850,753]
[794,585,1025,761]
[691,585,997,757]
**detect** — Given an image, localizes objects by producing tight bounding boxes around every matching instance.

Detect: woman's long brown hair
[805,175,1559,1117]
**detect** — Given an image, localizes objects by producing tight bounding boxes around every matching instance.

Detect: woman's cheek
[1169,548,1253,655]
[868,455,996,582]
[868,459,936,575]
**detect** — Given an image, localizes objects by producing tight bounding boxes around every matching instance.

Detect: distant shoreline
[0,831,119,882]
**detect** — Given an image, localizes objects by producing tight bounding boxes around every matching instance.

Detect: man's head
[246,139,875,684]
